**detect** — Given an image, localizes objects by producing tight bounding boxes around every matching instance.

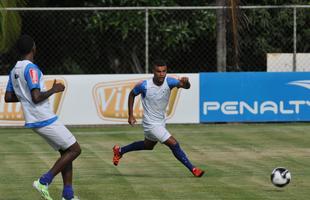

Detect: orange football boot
[113,145,122,166]
[192,167,205,177]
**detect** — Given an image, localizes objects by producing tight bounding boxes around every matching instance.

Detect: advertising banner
[0,74,199,126]
[200,72,310,122]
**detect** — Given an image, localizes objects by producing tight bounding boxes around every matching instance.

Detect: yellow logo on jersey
[93,78,180,122]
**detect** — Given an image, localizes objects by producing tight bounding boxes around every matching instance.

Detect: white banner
[0,74,199,126]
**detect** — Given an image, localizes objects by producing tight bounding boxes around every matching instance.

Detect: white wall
[267,53,310,72]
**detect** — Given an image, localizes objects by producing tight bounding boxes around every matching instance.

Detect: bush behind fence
[0,6,309,74]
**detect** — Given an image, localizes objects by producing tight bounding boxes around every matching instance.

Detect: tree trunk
[229,0,241,71]
[216,0,226,72]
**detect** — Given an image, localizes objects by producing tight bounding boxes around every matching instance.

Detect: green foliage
[236,5,310,70]
[0,0,26,53]
[30,1,216,73]
[11,0,310,74]
[87,10,145,40]
[151,10,216,51]
[245,0,310,5]
[296,8,310,52]
[63,57,84,74]
[84,0,201,6]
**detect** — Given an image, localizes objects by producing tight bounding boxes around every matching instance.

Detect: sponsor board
[200,72,310,122]
[0,78,66,125]
[0,74,199,126]
[58,74,199,125]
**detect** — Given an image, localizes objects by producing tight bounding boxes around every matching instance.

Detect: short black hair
[152,59,167,68]
[16,35,35,56]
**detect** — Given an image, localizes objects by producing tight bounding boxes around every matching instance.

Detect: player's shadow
[107,172,191,178]
[263,188,287,192]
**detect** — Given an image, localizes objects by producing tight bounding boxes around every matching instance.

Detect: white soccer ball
[271,167,291,187]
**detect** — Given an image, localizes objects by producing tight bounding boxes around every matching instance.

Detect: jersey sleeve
[6,72,14,92]
[24,63,42,91]
[167,77,180,89]
[132,80,147,97]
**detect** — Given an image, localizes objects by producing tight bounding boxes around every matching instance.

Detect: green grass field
[1,123,310,200]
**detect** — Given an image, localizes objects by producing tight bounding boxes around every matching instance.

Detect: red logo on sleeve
[29,68,39,84]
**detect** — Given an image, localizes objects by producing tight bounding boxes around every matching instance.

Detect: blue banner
[200,72,310,122]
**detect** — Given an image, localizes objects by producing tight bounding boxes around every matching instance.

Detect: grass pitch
[0,123,310,200]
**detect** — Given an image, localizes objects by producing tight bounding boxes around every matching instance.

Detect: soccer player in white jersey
[5,35,81,200]
[113,60,204,177]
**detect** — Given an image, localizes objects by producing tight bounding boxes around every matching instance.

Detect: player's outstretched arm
[179,77,191,89]
[4,91,19,102]
[31,79,65,104]
[128,90,137,126]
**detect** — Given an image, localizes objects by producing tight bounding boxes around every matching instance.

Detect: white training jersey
[132,76,180,130]
[6,60,57,128]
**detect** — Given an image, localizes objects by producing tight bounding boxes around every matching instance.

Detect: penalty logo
[287,80,310,90]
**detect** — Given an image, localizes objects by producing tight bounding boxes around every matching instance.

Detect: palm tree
[216,0,244,72]
[0,0,26,53]
[228,0,241,71]
[216,0,227,72]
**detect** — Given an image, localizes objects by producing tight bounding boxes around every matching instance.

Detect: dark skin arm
[5,79,64,103]
[128,90,137,126]
[4,91,19,102]
[31,79,65,104]
[178,77,191,89]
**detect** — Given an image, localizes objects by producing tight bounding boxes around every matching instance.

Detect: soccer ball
[271,167,291,187]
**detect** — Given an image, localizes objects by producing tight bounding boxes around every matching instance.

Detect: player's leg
[59,150,77,200]
[33,120,81,199]
[113,138,157,166]
[164,136,204,177]
[50,142,81,174]
[37,142,81,200]
[121,138,157,153]
[38,142,81,185]
[164,136,194,170]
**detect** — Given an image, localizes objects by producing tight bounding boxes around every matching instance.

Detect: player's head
[152,60,167,85]
[16,35,36,58]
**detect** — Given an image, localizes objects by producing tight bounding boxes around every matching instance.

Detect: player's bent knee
[74,143,82,156]
[169,142,180,150]
[68,142,82,157]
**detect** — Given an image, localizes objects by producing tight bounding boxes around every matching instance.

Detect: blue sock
[39,171,54,185]
[169,143,194,171]
[120,141,145,155]
[63,185,74,200]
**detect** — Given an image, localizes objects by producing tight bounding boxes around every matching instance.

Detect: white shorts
[33,120,76,151]
[144,125,171,143]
